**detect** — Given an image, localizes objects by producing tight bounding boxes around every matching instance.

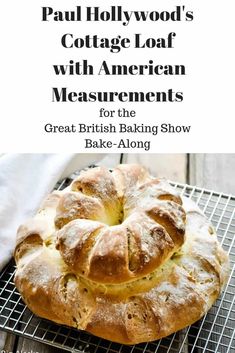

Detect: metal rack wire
[0,178,234,353]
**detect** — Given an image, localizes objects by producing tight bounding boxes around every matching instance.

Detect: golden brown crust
[86,264,206,344]
[55,192,109,228]
[71,167,122,225]
[54,166,186,284]
[55,219,105,275]
[14,165,230,345]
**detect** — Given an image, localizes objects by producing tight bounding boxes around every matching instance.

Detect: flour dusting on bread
[14,164,229,345]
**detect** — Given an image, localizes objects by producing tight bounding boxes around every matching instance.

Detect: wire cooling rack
[0,178,235,353]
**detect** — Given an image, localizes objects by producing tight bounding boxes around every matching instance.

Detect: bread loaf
[14,165,229,344]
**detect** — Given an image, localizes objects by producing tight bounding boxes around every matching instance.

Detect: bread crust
[14,165,229,345]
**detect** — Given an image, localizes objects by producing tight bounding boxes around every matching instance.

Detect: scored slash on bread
[14,165,229,344]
